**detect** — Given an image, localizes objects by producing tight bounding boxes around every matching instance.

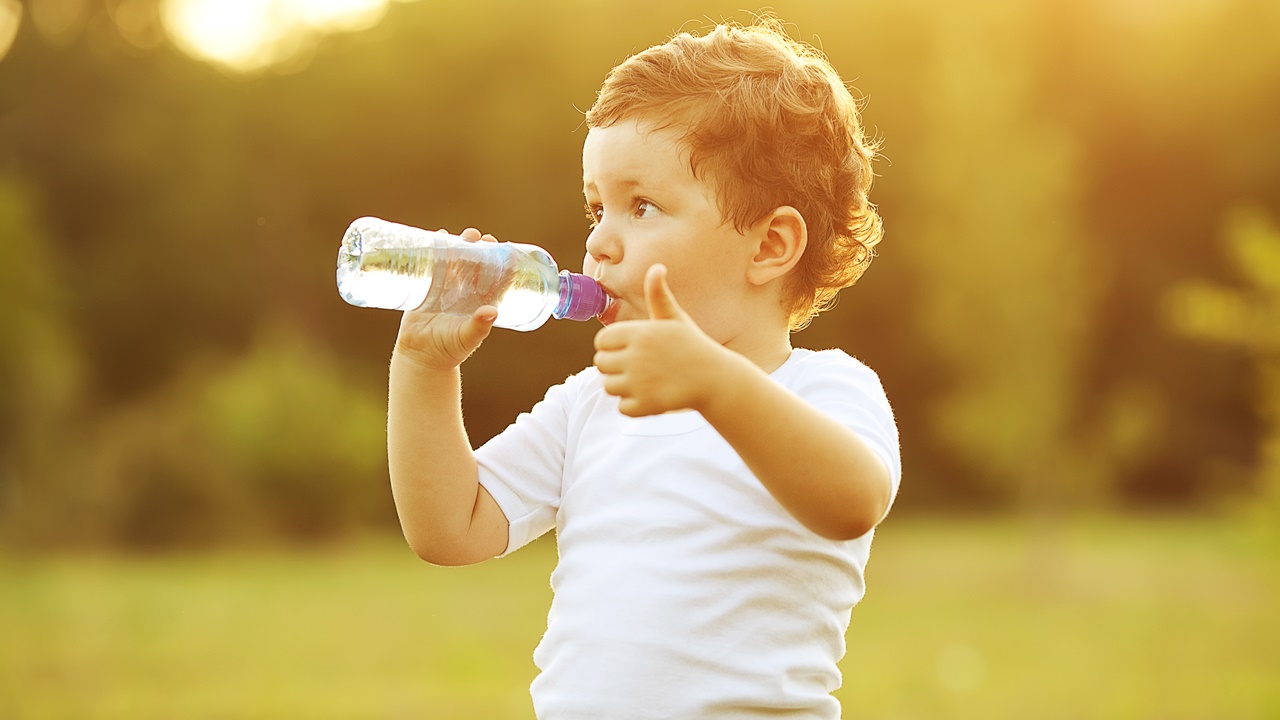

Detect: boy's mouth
[594,280,621,325]
[598,302,621,326]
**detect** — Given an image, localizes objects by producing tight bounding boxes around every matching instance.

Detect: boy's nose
[585,225,622,264]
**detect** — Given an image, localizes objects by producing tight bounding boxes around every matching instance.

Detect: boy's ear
[747,206,807,287]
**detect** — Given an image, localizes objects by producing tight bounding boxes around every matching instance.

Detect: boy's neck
[713,285,796,374]
[722,323,794,375]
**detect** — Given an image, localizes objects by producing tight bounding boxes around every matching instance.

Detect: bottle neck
[553,271,611,322]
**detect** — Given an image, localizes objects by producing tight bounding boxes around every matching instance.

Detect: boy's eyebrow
[583,178,642,194]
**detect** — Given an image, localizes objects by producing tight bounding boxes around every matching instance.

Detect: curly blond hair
[585,17,883,330]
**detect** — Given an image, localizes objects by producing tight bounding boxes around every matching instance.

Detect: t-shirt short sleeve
[474,372,584,557]
[786,350,902,523]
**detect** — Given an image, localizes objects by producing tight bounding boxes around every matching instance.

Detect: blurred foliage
[1,0,1279,548]
[3,318,391,549]
[1168,207,1280,527]
[899,2,1106,511]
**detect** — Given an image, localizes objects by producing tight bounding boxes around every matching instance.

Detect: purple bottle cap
[553,271,611,322]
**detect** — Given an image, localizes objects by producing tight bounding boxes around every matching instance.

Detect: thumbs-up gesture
[593,264,732,417]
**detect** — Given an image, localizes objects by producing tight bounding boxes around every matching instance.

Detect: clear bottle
[336,216,610,331]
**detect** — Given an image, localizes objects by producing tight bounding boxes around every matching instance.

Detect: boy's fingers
[645,264,687,321]
[458,228,499,243]
[593,325,628,351]
[592,349,623,374]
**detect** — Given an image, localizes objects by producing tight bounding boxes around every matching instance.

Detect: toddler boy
[387,17,900,719]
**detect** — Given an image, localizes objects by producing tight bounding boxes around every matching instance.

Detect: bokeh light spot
[160,0,406,74]
[109,0,166,50]
[294,0,388,32]
[161,0,289,73]
[29,0,90,46]
[0,0,21,63]
[935,643,987,694]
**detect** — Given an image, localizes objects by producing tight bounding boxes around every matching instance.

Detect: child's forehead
[582,121,694,190]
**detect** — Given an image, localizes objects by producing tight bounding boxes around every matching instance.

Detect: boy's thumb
[460,306,498,350]
[645,264,685,321]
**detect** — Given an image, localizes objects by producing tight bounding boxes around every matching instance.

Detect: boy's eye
[584,203,603,227]
[636,200,659,218]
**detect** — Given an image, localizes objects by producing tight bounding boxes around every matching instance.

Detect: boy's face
[581,119,757,336]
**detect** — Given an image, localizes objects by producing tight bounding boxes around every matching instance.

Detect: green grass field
[2,516,1276,719]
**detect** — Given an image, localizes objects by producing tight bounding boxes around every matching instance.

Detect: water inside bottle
[338,243,438,311]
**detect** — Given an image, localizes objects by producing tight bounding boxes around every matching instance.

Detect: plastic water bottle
[336,217,610,331]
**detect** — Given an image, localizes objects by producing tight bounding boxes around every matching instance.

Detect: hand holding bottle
[394,228,500,371]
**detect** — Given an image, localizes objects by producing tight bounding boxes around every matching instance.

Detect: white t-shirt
[476,348,901,719]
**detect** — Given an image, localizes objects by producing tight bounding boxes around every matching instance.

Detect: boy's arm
[386,229,509,566]
[696,355,893,540]
[593,266,893,541]
[388,351,509,565]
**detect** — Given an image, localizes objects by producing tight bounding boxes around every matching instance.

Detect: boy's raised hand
[593,264,731,417]
[394,228,499,372]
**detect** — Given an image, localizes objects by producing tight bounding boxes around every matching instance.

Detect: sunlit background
[1,0,1278,718]
[1,0,414,72]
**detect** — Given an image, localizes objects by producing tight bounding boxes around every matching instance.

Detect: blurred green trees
[899,2,1104,510]
[1169,207,1280,525]
[1,0,1278,548]
[0,174,84,541]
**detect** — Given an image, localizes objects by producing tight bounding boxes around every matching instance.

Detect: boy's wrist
[391,343,461,375]
[694,346,762,419]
